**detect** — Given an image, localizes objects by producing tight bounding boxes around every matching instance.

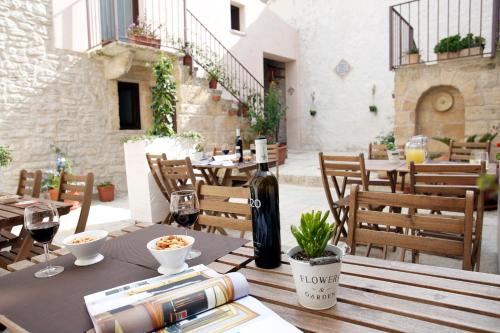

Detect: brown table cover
[0,226,247,333]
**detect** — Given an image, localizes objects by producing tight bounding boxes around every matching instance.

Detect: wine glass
[170,190,201,259]
[25,203,64,278]
[221,144,230,155]
[470,150,489,168]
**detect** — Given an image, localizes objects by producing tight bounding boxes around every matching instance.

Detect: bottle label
[255,138,268,163]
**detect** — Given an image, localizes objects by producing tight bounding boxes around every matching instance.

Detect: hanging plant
[369,105,378,113]
[0,145,12,167]
[149,56,177,137]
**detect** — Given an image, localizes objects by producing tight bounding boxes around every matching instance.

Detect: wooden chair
[146,153,169,200]
[16,169,42,198]
[0,172,94,267]
[347,184,475,270]
[319,152,369,245]
[158,157,197,195]
[448,140,491,162]
[408,161,486,270]
[195,180,252,238]
[368,143,388,160]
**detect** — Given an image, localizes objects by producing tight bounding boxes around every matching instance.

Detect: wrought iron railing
[86,0,264,106]
[390,0,500,70]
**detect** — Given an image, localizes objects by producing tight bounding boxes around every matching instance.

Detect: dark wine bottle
[235,128,243,163]
[249,137,281,268]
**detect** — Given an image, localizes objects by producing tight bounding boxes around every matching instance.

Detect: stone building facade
[0,0,249,194]
[394,52,500,153]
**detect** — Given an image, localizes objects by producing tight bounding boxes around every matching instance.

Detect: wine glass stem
[43,243,52,271]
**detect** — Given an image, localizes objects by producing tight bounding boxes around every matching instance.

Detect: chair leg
[162,213,172,225]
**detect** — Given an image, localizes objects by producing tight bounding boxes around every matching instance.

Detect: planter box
[404,53,421,65]
[278,144,287,165]
[129,35,161,49]
[459,47,484,57]
[437,52,459,61]
[124,137,197,224]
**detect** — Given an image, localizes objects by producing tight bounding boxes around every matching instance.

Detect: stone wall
[394,52,500,153]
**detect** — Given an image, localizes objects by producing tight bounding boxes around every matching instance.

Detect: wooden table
[3,225,500,333]
[192,161,258,186]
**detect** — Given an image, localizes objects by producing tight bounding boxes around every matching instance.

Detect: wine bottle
[249,137,281,268]
[235,129,243,163]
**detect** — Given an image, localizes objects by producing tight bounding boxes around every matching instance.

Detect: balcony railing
[86,0,264,106]
[390,0,500,70]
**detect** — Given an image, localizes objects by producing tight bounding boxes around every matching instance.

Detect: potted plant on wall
[239,101,249,117]
[459,33,486,57]
[182,43,193,66]
[97,181,115,202]
[0,145,12,192]
[434,34,461,60]
[127,17,161,49]
[206,64,222,89]
[287,210,347,310]
[405,46,421,65]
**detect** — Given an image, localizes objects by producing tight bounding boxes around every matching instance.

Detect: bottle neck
[258,162,269,171]
[255,138,268,171]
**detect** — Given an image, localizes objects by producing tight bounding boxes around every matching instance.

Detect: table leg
[220,169,233,186]
[207,168,220,186]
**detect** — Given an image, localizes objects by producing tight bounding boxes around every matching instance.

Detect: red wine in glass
[171,208,200,228]
[222,149,230,155]
[27,221,59,243]
[170,190,201,260]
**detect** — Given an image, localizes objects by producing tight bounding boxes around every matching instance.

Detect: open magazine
[84,265,301,333]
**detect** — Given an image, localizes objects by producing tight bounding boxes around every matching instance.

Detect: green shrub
[290,210,337,259]
[0,145,12,167]
[149,56,177,137]
[434,35,461,53]
[460,33,486,49]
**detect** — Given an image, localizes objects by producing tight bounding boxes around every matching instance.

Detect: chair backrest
[196,181,252,236]
[368,143,388,160]
[16,170,42,198]
[448,140,491,162]
[146,153,169,200]
[347,184,475,270]
[158,157,197,197]
[56,172,94,234]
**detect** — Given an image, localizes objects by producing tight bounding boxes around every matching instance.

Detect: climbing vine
[149,56,177,137]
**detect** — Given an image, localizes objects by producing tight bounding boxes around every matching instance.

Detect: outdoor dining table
[191,160,275,186]
[1,228,500,333]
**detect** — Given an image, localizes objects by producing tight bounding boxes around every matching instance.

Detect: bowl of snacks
[147,235,194,275]
[62,230,108,266]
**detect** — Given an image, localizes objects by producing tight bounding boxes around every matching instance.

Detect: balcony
[390,0,500,70]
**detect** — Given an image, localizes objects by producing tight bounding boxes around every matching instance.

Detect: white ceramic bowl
[147,235,194,275]
[62,230,108,266]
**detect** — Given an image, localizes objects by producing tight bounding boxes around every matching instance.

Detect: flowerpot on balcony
[212,95,221,102]
[240,105,249,117]
[130,35,161,49]
[209,79,218,89]
[459,46,484,57]
[48,188,58,201]
[404,53,421,65]
[278,144,287,165]
[183,54,193,66]
[97,184,115,202]
[437,52,459,61]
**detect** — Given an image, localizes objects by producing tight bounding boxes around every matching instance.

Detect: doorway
[263,58,286,143]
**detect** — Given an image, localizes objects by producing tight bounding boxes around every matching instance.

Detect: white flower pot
[287,244,343,310]
[388,150,400,161]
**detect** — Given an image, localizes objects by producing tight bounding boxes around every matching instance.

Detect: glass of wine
[170,190,201,259]
[25,203,64,278]
[221,144,230,155]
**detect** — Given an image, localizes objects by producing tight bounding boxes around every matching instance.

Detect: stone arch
[415,85,465,153]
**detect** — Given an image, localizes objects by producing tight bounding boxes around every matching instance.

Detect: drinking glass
[470,150,489,168]
[221,144,230,155]
[170,190,201,259]
[25,203,64,278]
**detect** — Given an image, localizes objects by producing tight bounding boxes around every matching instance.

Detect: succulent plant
[290,210,336,259]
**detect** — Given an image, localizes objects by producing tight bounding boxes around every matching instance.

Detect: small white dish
[62,230,108,266]
[147,235,194,275]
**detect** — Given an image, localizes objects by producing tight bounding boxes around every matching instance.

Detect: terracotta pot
[278,144,287,165]
[437,52,459,61]
[211,95,221,102]
[240,106,249,117]
[405,53,421,65]
[209,79,218,89]
[48,188,58,201]
[97,185,115,202]
[130,35,161,49]
[459,47,484,57]
[183,54,192,66]
[228,109,238,116]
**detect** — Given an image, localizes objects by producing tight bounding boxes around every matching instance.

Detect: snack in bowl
[63,230,108,266]
[147,235,194,275]
[155,235,188,250]
[243,155,253,162]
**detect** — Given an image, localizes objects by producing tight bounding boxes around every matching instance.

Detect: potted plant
[309,108,317,116]
[0,145,12,191]
[434,34,461,60]
[239,102,249,117]
[97,181,115,202]
[369,105,378,113]
[206,64,221,89]
[405,46,421,65]
[386,142,400,161]
[42,171,60,201]
[287,210,346,310]
[459,33,486,57]
[211,90,222,102]
[127,17,161,49]
[183,43,193,66]
[192,143,205,161]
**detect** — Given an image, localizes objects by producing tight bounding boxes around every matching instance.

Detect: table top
[191,160,258,172]
[233,245,500,333]
[365,159,498,175]
[0,225,246,333]
[0,195,72,229]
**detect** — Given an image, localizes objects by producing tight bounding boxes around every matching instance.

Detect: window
[230,5,240,31]
[118,81,141,130]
